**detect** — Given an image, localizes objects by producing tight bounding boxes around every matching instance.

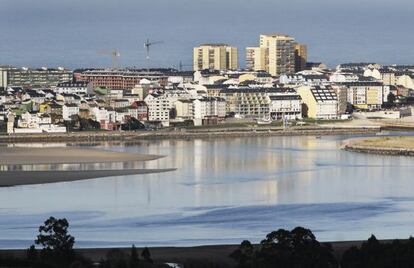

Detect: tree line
[2,217,414,267]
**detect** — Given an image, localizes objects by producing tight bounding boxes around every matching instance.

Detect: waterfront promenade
[0,125,380,144]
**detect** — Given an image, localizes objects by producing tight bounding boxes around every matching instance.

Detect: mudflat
[0,147,162,165]
[349,136,414,149]
[0,169,176,187]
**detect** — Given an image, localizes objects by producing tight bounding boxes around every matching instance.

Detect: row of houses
[3,62,414,134]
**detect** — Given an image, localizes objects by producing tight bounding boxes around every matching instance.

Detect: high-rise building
[193,44,238,71]
[260,34,296,76]
[294,43,307,72]
[246,34,297,76]
[246,47,267,71]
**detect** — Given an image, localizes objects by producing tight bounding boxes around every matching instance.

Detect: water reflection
[1,135,414,248]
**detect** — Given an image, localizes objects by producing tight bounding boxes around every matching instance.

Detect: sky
[1,0,414,69]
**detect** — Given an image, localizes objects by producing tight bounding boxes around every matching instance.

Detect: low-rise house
[110,99,130,108]
[17,112,66,133]
[329,72,359,83]
[56,81,93,95]
[280,72,328,85]
[123,93,141,104]
[2,101,18,110]
[131,101,148,121]
[0,106,7,120]
[91,106,110,123]
[115,108,129,123]
[396,74,414,89]
[109,89,124,99]
[22,90,47,105]
[59,93,81,105]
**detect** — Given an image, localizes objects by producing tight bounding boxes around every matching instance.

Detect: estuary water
[1,134,414,248]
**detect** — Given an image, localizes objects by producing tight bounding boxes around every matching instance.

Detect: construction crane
[172,61,192,71]
[144,39,163,71]
[98,50,121,69]
[178,60,192,71]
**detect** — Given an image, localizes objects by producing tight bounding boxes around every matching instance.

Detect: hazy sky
[1,0,414,69]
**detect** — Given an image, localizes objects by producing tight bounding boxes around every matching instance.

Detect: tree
[302,103,309,118]
[141,247,153,264]
[231,227,337,268]
[229,240,255,267]
[169,108,177,119]
[129,245,140,268]
[35,217,75,264]
[104,249,127,268]
[387,92,396,107]
[26,244,38,261]
[121,117,145,131]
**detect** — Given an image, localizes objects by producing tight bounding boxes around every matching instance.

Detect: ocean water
[2,0,414,69]
[1,135,414,248]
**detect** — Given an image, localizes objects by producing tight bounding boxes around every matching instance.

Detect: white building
[193,97,226,119]
[329,72,359,83]
[56,81,93,95]
[268,92,302,120]
[341,81,387,110]
[144,94,171,126]
[62,104,79,120]
[91,107,110,123]
[17,112,66,133]
[175,99,194,120]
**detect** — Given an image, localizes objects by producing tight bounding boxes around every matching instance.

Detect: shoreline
[0,239,404,265]
[342,136,414,156]
[0,126,381,144]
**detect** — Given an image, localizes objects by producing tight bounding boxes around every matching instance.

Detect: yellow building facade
[246,34,297,76]
[294,43,307,72]
[193,44,238,71]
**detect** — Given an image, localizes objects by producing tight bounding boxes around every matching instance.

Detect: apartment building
[269,91,302,120]
[220,87,271,117]
[0,67,72,88]
[74,69,169,90]
[297,85,339,119]
[194,97,226,119]
[331,85,349,115]
[246,34,296,76]
[219,87,301,119]
[193,44,238,71]
[294,43,308,72]
[175,99,194,120]
[144,93,171,126]
[341,81,387,110]
[246,47,267,71]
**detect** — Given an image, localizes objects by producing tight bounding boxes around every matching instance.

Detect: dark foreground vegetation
[2,217,414,267]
